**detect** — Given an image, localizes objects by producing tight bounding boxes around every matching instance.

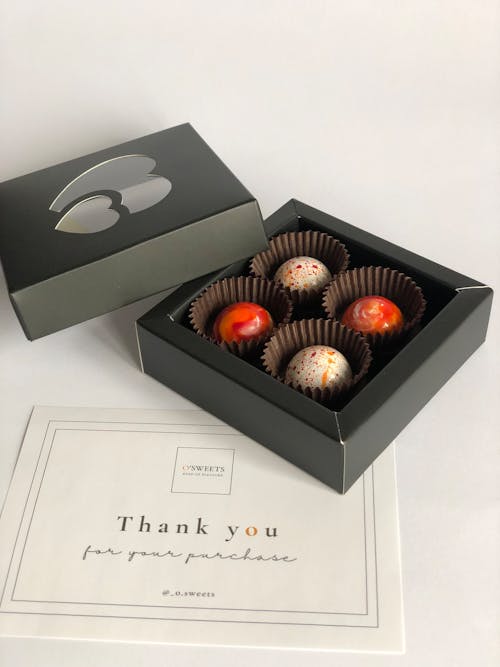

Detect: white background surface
[0,1,499,665]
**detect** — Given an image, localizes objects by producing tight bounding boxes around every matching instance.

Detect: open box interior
[155,210,457,412]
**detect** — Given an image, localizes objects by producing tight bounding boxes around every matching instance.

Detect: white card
[0,406,404,652]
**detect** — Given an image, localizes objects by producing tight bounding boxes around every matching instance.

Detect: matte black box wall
[137,200,493,493]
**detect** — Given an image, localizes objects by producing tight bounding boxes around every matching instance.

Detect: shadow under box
[136,200,493,493]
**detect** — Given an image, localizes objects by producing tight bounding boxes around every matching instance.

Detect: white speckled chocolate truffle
[285,345,352,391]
[274,256,332,296]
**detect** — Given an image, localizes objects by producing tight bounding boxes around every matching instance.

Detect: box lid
[0,123,267,339]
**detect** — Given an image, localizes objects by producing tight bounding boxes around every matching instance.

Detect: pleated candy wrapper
[262,318,372,405]
[322,266,426,347]
[189,276,293,358]
[250,230,349,305]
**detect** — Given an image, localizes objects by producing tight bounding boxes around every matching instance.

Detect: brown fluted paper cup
[250,230,349,305]
[262,318,372,405]
[322,266,426,347]
[189,276,293,357]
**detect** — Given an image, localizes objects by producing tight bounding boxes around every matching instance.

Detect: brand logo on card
[49,154,172,234]
[171,447,235,495]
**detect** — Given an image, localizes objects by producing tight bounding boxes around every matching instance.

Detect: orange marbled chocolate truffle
[213,301,274,344]
[341,296,403,336]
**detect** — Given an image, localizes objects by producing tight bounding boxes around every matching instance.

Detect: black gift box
[0,124,267,339]
[136,200,493,493]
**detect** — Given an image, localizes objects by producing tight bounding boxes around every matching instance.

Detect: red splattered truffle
[274,256,332,296]
[213,301,274,344]
[285,345,352,391]
[341,296,403,336]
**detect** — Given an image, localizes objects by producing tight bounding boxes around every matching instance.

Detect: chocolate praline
[285,345,352,392]
[274,256,332,296]
[341,295,403,336]
[213,301,273,344]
